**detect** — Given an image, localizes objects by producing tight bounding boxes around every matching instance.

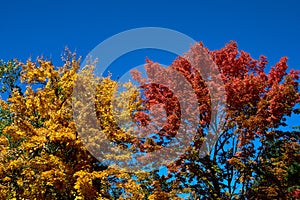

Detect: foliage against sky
[0,41,299,199]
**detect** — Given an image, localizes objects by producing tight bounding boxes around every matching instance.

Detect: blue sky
[1,0,300,127]
[0,1,299,198]
[1,0,300,67]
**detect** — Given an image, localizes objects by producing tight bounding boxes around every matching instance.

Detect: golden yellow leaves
[3,126,25,142]
[148,191,183,200]
[0,99,9,110]
[74,167,146,200]
[20,60,59,84]
[7,158,24,172]
[1,53,182,199]
[94,77,142,142]
[0,162,5,179]
[13,154,70,198]
[48,127,76,143]
[22,133,47,153]
[0,183,9,200]
[74,170,103,199]
[0,135,9,150]
[117,179,144,199]
[73,67,144,167]
[0,56,83,199]
[41,169,66,188]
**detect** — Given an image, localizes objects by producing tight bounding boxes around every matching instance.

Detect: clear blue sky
[1,0,299,126]
[1,0,300,67]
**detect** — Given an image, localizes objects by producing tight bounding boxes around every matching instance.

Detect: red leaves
[209,41,299,135]
[268,56,288,85]
[134,111,150,127]
[290,189,300,199]
[137,83,181,138]
[130,41,299,198]
[290,69,300,80]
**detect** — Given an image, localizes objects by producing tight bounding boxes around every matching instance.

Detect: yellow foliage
[0,54,162,199]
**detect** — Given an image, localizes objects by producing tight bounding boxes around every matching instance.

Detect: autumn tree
[0,53,183,199]
[0,41,299,199]
[129,41,299,199]
[184,42,298,199]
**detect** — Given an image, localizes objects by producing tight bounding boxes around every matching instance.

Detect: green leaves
[0,60,20,135]
[0,59,21,97]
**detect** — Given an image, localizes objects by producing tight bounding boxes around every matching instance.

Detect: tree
[246,128,300,199]
[130,41,300,199]
[0,42,299,199]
